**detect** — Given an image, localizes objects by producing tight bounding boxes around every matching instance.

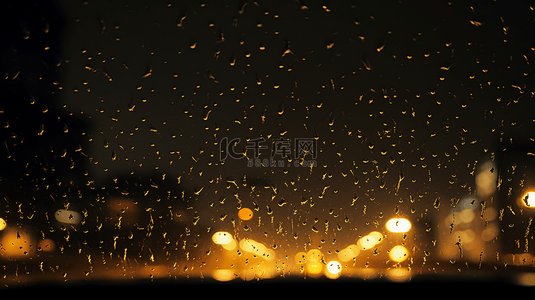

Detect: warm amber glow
[326,260,342,275]
[54,209,82,225]
[305,262,323,274]
[475,160,497,197]
[38,238,55,252]
[338,244,360,262]
[0,218,6,231]
[212,231,233,245]
[306,249,323,262]
[357,232,383,250]
[385,218,412,233]
[517,273,535,286]
[239,239,274,260]
[0,227,34,259]
[522,192,535,208]
[389,245,409,262]
[369,231,383,241]
[221,239,237,251]
[242,260,277,280]
[239,238,265,253]
[212,269,236,281]
[386,268,411,282]
[459,209,475,223]
[238,207,253,221]
[295,252,307,264]
[481,223,499,241]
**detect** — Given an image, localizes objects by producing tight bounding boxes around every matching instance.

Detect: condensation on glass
[1,0,535,287]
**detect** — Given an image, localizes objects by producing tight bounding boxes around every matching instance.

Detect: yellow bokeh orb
[212,231,233,245]
[212,269,236,282]
[38,238,55,252]
[326,260,342,275]
[386,218,412,233]
[0,218,6,231]
[295,252,307,264]
[306,249,323,262]
[338,244,360,262]
[0,227,34,259]
[522,192,535,208]
[238,207,253,221]
[357,232,382,250]
[306,262,323,275]
[389,245,409,262]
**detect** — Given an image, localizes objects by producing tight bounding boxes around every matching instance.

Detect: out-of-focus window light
[295,252,307,264]
[54,209,82,225]
[357,232,383,250]
[306,249,323,262]
[385,218,412,233]
[475,161,497,197]
[325,261,342,279]
[521,192,535,208]
[212,269,236,282]
[238,207,253,221]
[212,231,233,245]
[0,227,34,259]
[38,238,56,252]
[389,245,409,263]
[338,244,360,262]
[305,262,323,275]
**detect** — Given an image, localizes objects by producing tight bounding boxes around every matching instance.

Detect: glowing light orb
[238,207,253,221]
[306,262,323,275]
[238,239,274,260]
[386,218,412,233]
[326,260,342,275]
[0,218,6,231]
[221,239,237,251]
[459,209,475,223]
[295,252,307,264]
[38,238,55,252]
[522,192,535,208]
[212,231,233,245]
[54,209,82,225]
[357,232,382,250]
[475,161,497,197]
[338,244,360,262]
[0,227,34,259]
[306,249,323,262]
[212,269,236,282]
[389,245,409,262]
[369,231,383,241]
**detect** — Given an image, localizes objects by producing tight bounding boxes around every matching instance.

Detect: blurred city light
[0,227,34,260]
[212,269,236,282]
[325,261,342,279]
[238,208,254,221]
[357,232,383,250]
[385,218,412,233]
[475,160,498,197]
[305,262,323,275]
[212,231,234,245]
[389,245,409,262]
[522,192,535,208]
[338,244,360,262]
[54,209,82,225]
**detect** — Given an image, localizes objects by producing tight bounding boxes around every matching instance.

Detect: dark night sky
[53,1,535,188]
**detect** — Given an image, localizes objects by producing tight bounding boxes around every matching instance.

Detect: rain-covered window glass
[2,0,535,288]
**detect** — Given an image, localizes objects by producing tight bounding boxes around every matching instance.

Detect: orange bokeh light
[238,207,253,221]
